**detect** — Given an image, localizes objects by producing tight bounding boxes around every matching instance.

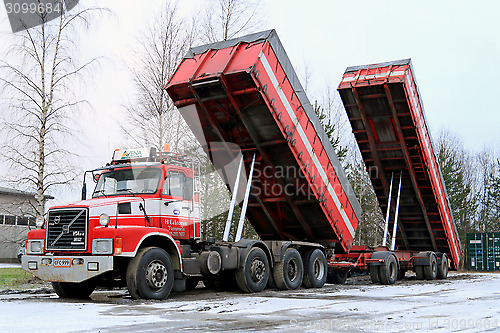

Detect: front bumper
[21,255,114,283]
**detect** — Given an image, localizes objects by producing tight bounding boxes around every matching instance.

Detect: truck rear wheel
[326,268,348,284]
[437,253,449,279]
[303,249,327,288]
[273,248,303,290]
[126,247,174,300]
[423,252,438,280]
[236,247,269,293]
[52,280,96,299]
[379,254,398,285]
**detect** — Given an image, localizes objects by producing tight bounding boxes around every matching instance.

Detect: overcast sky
[266,0,500,153]
[0,0,499,202]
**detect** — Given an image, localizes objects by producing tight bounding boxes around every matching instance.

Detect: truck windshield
[92,167,162,197]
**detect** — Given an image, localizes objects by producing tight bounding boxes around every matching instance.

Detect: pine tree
[436,131,475,259]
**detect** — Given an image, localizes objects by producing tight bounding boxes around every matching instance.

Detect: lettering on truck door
[161,171,192,239]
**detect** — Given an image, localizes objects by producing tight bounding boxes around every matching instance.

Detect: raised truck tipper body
[22,30,361,299]
[165,29,361,251]
[329,59,462,284]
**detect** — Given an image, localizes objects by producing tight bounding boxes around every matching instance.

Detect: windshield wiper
[93,189,107,198]
[116,188,136,197]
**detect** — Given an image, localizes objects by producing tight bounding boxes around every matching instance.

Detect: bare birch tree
[121,1,195,152]
[0,2,102,215]
[201,0,265,43]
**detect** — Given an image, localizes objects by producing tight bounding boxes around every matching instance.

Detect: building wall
[0,192,37,262]
[0,225,28,262]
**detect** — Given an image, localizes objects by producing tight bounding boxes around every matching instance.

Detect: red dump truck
[329,59,461,284]
[22,30,361,299]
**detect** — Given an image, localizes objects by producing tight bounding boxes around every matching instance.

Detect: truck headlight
[92,238,113,255]
[99,213,110,227]
[27,239,44,254]
[35,216,45,228]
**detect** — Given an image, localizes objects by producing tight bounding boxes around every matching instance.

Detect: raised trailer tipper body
[166,30,361,252]
[331,59,461,284]
[22,30,361,300]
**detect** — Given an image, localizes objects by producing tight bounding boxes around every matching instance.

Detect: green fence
[467,232,500,271]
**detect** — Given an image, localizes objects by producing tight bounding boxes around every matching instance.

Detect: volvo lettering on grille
[46,208,88,251]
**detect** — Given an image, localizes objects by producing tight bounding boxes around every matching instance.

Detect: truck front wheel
[126,247,174,300]
[236,247,269,293]
[52,280,96,299]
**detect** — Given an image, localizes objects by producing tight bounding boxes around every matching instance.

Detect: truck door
[161,171,194,239]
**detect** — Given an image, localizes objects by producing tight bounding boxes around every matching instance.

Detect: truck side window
[184,177,193,201]
[163,172,184,197]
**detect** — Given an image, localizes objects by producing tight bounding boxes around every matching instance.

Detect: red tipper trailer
[166,30,361,252]
[337,59,461,272]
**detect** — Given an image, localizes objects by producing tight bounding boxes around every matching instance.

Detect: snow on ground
[0,263,21,268]
[0,272,499,332]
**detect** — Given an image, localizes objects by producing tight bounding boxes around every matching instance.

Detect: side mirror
[81,182,87,201]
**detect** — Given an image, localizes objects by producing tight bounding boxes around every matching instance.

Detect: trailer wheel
[415,265,425,280]
[236,247,269,293]
[126,246,174,300]
[369,266,380,284]
[273,248,303,290]
[437,253,449,279]
[397,269,406,280]
[326,267,348,284]
[52,280,96,299]
[423,252,438,280]
[379,254,398,285]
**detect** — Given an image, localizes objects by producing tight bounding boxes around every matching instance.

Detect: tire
[266,271,277,289]
[437,253,449,279]
[369,266,380,284]
[379,254,398,285]
[273,248,303,290]
[303,249,328,288]
[423,252,438,280]
[236,247,269,293]
[126,247,174,300]
[415,265,425,280]
[52,280,96,299]
[326,267,348,284]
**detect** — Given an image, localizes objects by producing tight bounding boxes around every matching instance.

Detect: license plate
[53,258,71,267]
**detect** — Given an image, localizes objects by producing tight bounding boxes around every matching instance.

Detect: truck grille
[46,208,88,251]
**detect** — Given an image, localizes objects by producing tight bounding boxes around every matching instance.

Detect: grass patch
[0,268,37,289]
